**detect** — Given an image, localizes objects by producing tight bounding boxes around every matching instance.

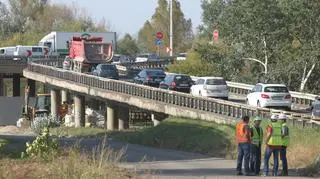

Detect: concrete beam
[61,90,68,104]
[27,79,36,97]
[107,102,118,131]
[74,94,85,127]
[50,89,60,120]
[12,74,20,97]
[118,106,129,130]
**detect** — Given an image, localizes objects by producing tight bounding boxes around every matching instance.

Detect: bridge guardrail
[26,61,319,128]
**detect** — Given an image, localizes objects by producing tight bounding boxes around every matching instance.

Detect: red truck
[68,36,114,73]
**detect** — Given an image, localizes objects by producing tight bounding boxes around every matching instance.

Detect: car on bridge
[92,64,119,80]
[190,77,229,100]
[159,74,194,93]
[246,83,292,110]
[133,69,166,87]
[135,53,160,62]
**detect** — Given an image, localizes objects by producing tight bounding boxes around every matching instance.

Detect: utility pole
[169,0,173,57]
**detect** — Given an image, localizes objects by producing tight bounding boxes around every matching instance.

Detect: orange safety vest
[236,122,250,143]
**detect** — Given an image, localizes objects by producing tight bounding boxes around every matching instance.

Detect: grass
[50,127,108,138]
[0,137,136,179]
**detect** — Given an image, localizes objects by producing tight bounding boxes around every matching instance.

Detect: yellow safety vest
[252,126,263,145]
[282,123,289,147]
[267,122,282,146]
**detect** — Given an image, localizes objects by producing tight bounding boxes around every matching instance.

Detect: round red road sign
[156,32,164,39]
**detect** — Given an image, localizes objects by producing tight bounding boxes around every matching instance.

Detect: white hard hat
[278,113,287,120]
[271,114,279,120]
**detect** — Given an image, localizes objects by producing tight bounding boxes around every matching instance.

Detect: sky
[52,0,202,36]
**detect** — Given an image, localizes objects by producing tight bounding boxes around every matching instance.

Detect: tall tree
[117,34,140,56]
[137,0,193,54]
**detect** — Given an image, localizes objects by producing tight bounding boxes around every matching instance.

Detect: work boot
[236,172,243,176]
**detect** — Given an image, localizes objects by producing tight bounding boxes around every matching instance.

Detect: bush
[167,50,217,77]
[31,115,60,135]
[23,127,59,160]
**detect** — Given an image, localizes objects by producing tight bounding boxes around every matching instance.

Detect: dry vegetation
[0,138,136,179]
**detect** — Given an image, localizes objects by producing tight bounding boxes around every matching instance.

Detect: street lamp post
[169,0,173,57]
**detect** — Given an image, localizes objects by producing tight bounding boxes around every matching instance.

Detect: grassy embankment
[0,137,135,178]
[57,117,320,172]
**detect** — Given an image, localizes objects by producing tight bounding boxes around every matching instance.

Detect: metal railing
[25,62,319,128]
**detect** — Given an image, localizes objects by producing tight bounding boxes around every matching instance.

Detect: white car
[190,77,229,100]
[176,53,187,61]
[246,83,292,110]
[135,53,159,63]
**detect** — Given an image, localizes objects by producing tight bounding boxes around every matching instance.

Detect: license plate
[273,96,283,100]
[155,79,162,82]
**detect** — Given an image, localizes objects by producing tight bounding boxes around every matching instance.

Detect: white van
[13,45,50,59]
[0,47,15,56]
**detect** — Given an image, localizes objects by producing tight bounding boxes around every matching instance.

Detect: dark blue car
[133,69,166,87]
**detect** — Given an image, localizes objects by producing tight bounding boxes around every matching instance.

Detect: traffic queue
[236,113,289,176]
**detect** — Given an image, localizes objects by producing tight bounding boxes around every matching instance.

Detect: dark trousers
[264,146,279,176]
[250,144,261,174]
[280,147,288,175]
[236,142,250,174]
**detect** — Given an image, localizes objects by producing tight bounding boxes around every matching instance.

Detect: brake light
[170,82,176,87]
[146,76,151,80]
[261,94,270,99]
[285,94,291,99]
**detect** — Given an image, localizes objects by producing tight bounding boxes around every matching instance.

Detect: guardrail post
[74,93,85,127]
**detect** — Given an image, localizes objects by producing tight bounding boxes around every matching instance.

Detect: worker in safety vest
[249,117,263,175]
[311,96,320,118]
[279,113,289,176]
[263,114,282,176]
[236,116,253,176]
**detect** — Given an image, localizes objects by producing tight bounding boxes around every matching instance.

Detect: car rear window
[206,79,227,85]
[147,70,165,76]
[264,86,289,93]
[100,65,116,70]
[174,75,192,82]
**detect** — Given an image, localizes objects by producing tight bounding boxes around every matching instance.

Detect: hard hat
[278,113,287,120]
[254,117,262,121]
[270,114,279,120]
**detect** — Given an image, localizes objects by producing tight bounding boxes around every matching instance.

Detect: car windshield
[174,75,192,82]
[100,65,116,70]
[206,79,227,85]
[264,86,289,93]
[146,70,165,76]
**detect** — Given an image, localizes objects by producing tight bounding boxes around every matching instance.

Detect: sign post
[155,32,164,56]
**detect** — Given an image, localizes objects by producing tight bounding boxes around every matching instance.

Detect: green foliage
[137,0,193,54]
[117,34,140,56]
[0,1,109,47]
[24,127,59,160]
[199,0,320,92]
[167,50,217,77]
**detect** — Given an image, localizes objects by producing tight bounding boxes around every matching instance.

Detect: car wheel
[285,107,291,111]
[257,101,261,108]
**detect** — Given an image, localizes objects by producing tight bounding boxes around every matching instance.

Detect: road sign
[155,39,162,46]
[213,29,219,40]
[156,32,164,39]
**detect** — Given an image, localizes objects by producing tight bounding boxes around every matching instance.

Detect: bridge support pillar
[118,106,129,130]
[0,75,3,96]
[27,79,36,97]
[13,74,20,97]
[151,113,167,127]
[61,90,68,104]
[74,94,85,127]
[106,102,117,131]
[51,89,61,121]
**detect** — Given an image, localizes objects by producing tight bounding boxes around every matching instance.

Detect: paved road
[0,134,310,179]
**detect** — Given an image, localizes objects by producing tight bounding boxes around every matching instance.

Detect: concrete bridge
[23,60,319,130]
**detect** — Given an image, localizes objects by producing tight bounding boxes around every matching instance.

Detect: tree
[137,0,194,54]
[117,34,140,56]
